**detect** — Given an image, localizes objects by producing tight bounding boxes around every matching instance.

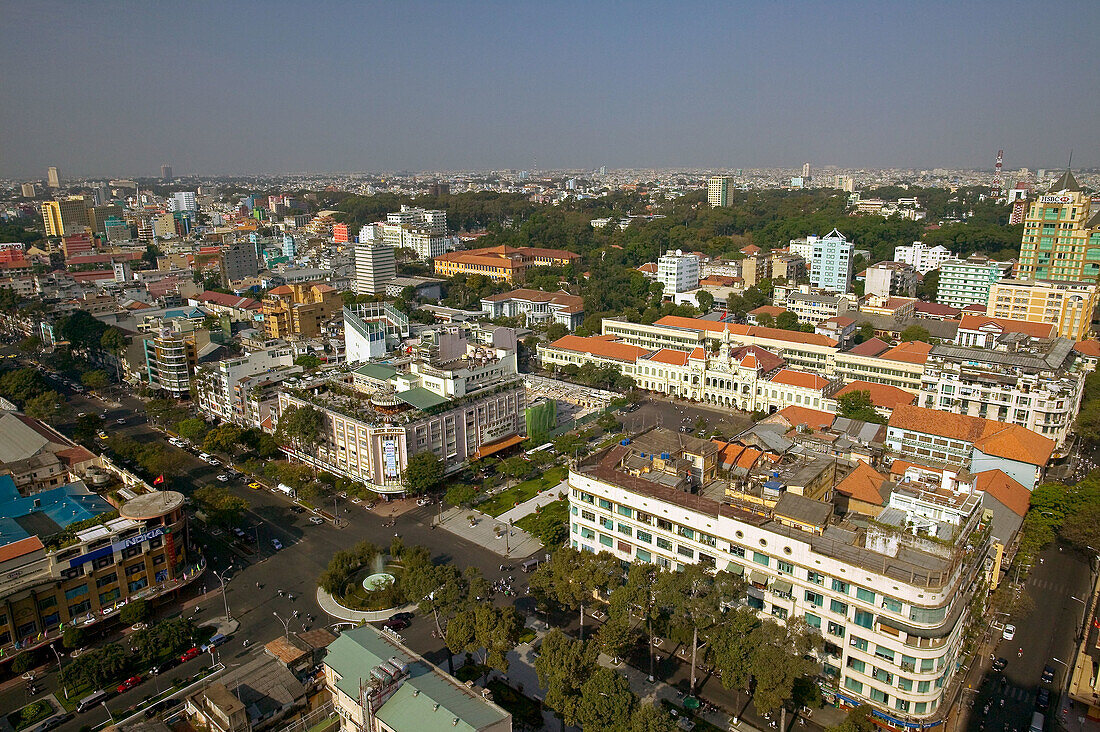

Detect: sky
[2,0,1099,178]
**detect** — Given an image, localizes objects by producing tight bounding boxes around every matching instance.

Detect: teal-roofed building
[324,625,511,732]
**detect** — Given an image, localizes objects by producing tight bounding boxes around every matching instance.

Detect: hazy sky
[2,1,1098,178]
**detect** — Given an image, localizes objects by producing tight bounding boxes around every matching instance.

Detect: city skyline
[2,1,1099,178]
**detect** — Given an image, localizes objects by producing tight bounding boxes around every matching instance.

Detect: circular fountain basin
[362,572,395,592]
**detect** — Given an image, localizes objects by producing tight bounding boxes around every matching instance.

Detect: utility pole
[50,644,68,699]
[212,566,233,622]
[273,611,291,642]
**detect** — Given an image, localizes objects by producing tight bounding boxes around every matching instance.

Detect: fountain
[361,572,395,592]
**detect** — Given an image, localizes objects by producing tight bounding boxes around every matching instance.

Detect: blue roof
[0,478,113,544]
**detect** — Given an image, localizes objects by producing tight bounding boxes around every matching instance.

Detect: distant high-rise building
[707,176,732,208]
[429,182,450,197]
[220,240,260,285]
[333,223,350,243]
[161,164,173,181]
[41,196,91,237]
[802,162,811,180]
[354,243,397,295]
[170,191,197,212]
[92,183,111,206]
[809,229,853,293]
[20,183,35,198]
[599,166,607,175]
[1017,170,1100,283]
[47,166,61,188]
[834,175,855,192]
[359,205,448,260]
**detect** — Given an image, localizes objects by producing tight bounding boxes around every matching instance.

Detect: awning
[746,586,765,600]
[473,434,526,460]
[724,562,744,575]
[749,570,769,586]
[772,579,793,596]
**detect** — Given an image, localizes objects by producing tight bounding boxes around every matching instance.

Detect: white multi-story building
[786,290,856,325]
[810,230,854,293]
[195,346,296,425]
[358,205,448,260]
[936,256,1013,310]
[657,250,700,295]
[276,334,524,494]
[570,428,988,723]
[893,242,953,275]
[342,303,410,364]
[864,262,918,299]
[919,337,1084,447]
[708,176,732,207]
[170,191,197,212]
[353,243,396,295]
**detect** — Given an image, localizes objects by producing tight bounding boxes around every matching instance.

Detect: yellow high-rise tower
[1017,170,1100,283]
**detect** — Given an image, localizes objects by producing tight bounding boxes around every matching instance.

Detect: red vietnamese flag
[153,475,165,485]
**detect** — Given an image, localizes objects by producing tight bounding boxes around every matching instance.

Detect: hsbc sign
[1040,195,1073,204]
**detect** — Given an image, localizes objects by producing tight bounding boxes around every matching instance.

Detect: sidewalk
[496,479,567,525]
[435,507,542,558]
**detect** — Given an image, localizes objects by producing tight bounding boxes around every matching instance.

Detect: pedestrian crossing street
[1026,577,1063,592]
[1002,685,1033,702]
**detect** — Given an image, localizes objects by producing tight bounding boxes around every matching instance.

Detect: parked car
[248,482,264,490]
[231,527,247,539]
[151,657,178,675]
[116,675,142,692]
[39,713,73,731]
[207,458,221,466]
[115,417,127,424]
[309,516,324,525]
[168,437,184,447]
[290,506,305,514]
[1041,664,1055,684]
[992,657,1008,672]
[390,612,413,622]
[1036,688,1051,712]
[382,617,409,631]
[1002,624,1016,641]
[180,646,201,662]
[271,538,283,551]
[216,474,230,482]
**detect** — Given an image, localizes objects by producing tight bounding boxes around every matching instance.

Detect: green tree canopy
[275,404,325,452]
[836,390,886,424]
[898,325,932,343]
[404,451,444,493]
[193,484,248,527]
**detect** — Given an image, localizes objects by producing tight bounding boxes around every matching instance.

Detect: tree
[100,327,128,382]
[203,424,244,454]
[553,433,585,457]
[756,313,776,328]
[145,398,186,427]
[595,614,639,661]
[404,451,444,493]
[854,322,875,344]
[696,290,714,312]
[576,667,636,732]
[610,563,666,682]
[294,354,322,369]
[529,547,621,640]
[628,704,679,732]
[1061,503,1100,554]
[73,413,103,442]
[597,411,622,433]
[193,484,249,527]
[444,483,478,508]
[709,606,762,691]
[62,626,86,650]
[17,336,41,354]
[898,325,931,343]
[660,566,744,694]
[176,418,208,442]
[534,629,598,728]
[24,390,65,421]
[80,369,110,392]
[446,604,522,683]
[828,705,877,732]
[836,390,886,425]
[545,322,568,342]
[1076,400,1100,444]
[119,599,150,625]
[749,618,821,730]
[776,311,800,331]
[275,404,325,452]
[402,550,489,672]
[917,270,939,302]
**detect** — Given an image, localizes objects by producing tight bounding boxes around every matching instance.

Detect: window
[99,588,121,605]
[617,506,632,518]
[895,699,910,713]
[854,610,874,629]
[856,587,875,603]
[656,537,673,551]
[729,545,745,558]
[898,677,913,691]
[637,530,652,544]
[872,668,893,685]
[600,534,614,547]
[125,563,145,576]
[805,591,824,607]
[752,551,770,566]
[875,646,895,663]
[832,579,849,594]
[850,636,868,652]
[677,545,694,559]
[921,658,934,672]
[582,510,595,522]
[95,573,118,589]
[805,613,821,629]
[915,703,927,714]
[843,677,863,694]
[846,658,866,673]
[827,622,845,638]
[64,584,89,600]
[830,599,848,615]
[618,523,632,536]
[777,560,793,574]
[881,597,902,613]
[128,578,148,593]
[600,517,613,530]
[901,655,916,672]
[771,606,788,620]
[917,681,931,693]
[598,498,612,510]
[909,605,948,624]
[678,527,694,540]
[808,571,824,585]
[579,492,594,504]
[868,688,888,704]
[656,518,673,531]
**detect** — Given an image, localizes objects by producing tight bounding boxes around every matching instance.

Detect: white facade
[708,176,731,207]
[353,243,396,295]
[810,230,853,293]
[937,258,1013,310]
[359,206,447,260]
[569,444,982,722]
[195,347,295,424]
[170,191,197,212]
[657,250,700,295]
[865,263,918,299]
[893,242,953,275]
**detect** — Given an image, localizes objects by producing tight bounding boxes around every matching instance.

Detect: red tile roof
[1075,340,1100,359]
[834,381,917,411]
[653,316,838,347]
[880,341,933,365]
[198,290,261,310]
[646,349,690,367]
[845,337,892,357]
[913,301,961,318]
[749,305,787,317]
[637,263,658,274]
[730,345,785,373]
[974,470,1030,517]
[0,536,45,563]
[889,405,1055,466]
[769,369,829,390]
[546,335,649,363]
[958,315,1056,339]
[835,462,890,506]
[774,405,835,431]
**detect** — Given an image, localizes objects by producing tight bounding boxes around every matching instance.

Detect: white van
[77,690,108,713]
[276,483,295,497]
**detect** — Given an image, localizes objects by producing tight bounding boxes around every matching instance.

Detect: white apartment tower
[360,205,447,259]
[354,243,397,295]
[170,191,197,212]
[810,229,854,293]
[893,242,954,274]
[707,176,732,208]
[657,250,700,295]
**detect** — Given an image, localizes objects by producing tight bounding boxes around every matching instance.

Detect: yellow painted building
[41,196,91,237]
[262,283,342,339]
[986,278,1098,340]
[1017,170,1100,283]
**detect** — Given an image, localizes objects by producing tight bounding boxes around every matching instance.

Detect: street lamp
[273,611,291,642]
[50,644,68,699]
[212,565,233,622]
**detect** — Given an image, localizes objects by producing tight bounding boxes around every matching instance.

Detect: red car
[180,646,200,662]
[116,675,142,693]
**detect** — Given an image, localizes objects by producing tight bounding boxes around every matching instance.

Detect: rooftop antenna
[1067,149,1073,171]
